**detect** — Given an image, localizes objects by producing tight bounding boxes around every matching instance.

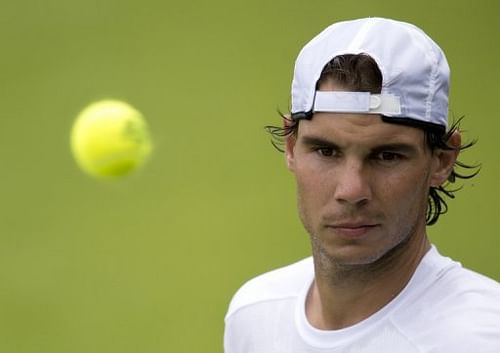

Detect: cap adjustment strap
[313,91,401,115]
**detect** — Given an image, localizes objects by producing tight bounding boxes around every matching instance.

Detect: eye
[379,151,400,161]
[317,147,335,157]
[374,151,404,164]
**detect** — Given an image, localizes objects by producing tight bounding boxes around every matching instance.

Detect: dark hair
[266,54,479,225]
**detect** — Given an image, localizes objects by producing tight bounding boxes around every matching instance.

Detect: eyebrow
[300,136,340,148]
[300,135,420,154]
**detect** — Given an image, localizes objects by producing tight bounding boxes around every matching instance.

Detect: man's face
[285,111,449,267]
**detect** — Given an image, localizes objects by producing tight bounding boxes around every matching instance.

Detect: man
[224,18,500,352]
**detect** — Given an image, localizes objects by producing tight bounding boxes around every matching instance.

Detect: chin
[314,242,380,267]
[331,248,386,266]
[314,235,414,270]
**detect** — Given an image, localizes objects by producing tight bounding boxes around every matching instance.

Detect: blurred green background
[1,0,498,352]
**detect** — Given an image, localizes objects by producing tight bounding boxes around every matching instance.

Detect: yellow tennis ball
[70,100,153,179]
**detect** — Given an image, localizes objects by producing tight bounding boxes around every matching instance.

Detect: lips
[327,222,379,238]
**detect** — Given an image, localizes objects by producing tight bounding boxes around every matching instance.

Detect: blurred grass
[0,0,499,352]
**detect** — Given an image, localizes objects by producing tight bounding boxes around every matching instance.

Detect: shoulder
[426,262,500,314]
[401,247,500,315]
[225,257,314,320]
[393,254,500,352]
[435,266,500,330]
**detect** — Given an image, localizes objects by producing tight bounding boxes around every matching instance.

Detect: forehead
[297,113,425,147]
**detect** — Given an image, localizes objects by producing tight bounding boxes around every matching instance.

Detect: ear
[430,130,461,187]
[284,116,297,171]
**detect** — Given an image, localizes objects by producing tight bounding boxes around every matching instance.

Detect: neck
[307,233,430,330]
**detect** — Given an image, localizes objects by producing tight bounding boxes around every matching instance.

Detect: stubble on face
[291,115,434,286]
[299,182,427,286]
[310,215,421,286]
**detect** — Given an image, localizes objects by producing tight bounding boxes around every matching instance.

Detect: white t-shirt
[224,246,500,353]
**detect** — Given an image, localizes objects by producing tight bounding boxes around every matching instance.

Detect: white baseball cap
[291,17,450,129]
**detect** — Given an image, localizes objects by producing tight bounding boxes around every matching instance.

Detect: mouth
[326,222,380,238]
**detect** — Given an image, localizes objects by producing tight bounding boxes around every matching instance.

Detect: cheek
[380,167,431,216]
[295,161,332,202]
[294,163,332,225]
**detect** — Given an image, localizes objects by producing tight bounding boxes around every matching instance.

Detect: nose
[333,160,372,205]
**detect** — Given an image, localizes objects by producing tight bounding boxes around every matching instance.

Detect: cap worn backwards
[291,17,450,129]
